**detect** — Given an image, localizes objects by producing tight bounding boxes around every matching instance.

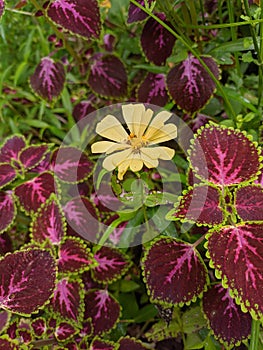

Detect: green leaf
[134,304,158,323]
[182,306,207,334]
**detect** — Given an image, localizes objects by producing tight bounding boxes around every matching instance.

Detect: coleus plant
[143,122,263,347]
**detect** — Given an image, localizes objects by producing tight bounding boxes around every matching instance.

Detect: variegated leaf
[0,191,16,233]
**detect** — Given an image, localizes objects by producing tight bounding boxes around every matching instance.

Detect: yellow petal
[129,157,144,172]
[96,115,128,142]
[144,110,176,141]
[140,149,159,168]
[148,124,177,144]
[122,103,153,138]
[117,160,131,180]
[142,146,175,160]
[102,149,132,171]
[91,141,129,154]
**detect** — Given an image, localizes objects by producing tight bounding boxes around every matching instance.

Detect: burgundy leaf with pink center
[119,337,148,350]
[127,0,155,23]
[52,278,84,322]
[30,57,65,103]
[88,54,128,98]
[63,196,99,242]
[15,172,56,213]
[19,145,49,170]
[0,232,12,255]
[55,321,77,341]
[0,338,18,349]
[137,73,169,106]
[0,191,16,233]
[235,185,263,221]
[0,249,56,315]
[90,339,115,350]
[0,164,17,189]
[47,0,101,39]
[167,185,224,225]
[167,55,219,113]
[31,318,46,337]
[72,99,96,123]
[143,237,208,305]
[141,13,176,66]
[31,196,65,245]
[0,135,26,163]
[58,237,93,273]
[189,124,261,185]
[203,284,251,345]
[207,223,263,319]
[92,246,130,284]
[0,310,9,333]
[30,152,52,173]
[0,0,5,18]
[52,147,93,183]
[84,289,121,335]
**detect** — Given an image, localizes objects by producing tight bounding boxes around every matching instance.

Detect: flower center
[127,133,148,152]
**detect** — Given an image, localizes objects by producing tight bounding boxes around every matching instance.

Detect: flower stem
[249,319,260,350]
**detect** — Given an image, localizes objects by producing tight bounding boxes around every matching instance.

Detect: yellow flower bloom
[91,104,177,180]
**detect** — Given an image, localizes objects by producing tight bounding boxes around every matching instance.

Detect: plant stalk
[249,319,260,350]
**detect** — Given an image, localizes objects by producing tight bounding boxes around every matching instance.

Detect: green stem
[131,0,237,123]
[249,319,260,350]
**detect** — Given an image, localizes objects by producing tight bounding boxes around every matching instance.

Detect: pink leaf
[55,321,77,341]
[19,145,49,170]
[30,57,65,103]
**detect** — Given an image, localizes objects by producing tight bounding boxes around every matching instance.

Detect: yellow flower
[91,104,177,180]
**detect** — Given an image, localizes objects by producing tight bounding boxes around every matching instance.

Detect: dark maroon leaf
[30,57,65,103]
[0,232,12,255]
[119,337,148,350]
[19,145,49,170]
[0,0,5,18]
[203,284,251,345]
[55,322,77,341]
[29,152,52,173]
[143,237,208,305]
[137,73,169,106]
[72,100,96,123]
[31,196,65,244]
[0,310,9,333]
[0,135,26,163]
[189,124,261,185]
[0,191,15,233]
[167,55,219,113]
[15,172,56,213]
[31,318,46,337]
[0,249,56,315]
[52,278,84,322]
[88,54,128,99]
[92,246,130,284]
[127,0,155,23]
[141,13,176,65]
[58,237,93,273]
[52,147,93,183]
[166,185,224,226]
[84,289,121,335]
[235,185,263,221]
[47,0,101,39]
[207,224,263,319]
[63,196,99,243]
[0,164,17,189]
[90,339,115,350]
[0,337,19,349]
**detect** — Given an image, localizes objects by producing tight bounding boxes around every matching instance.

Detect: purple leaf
[0,310,9,333]
[0,0,5,18]
[143,237,208,305]
[127,0,155,23]
[52,278,84,322]
[0,249,56,315]
[19,145,49,170]
[63,196,99,242]
[167,185,224,226]
[0,191,16,233]
[30,196,65,244]
[58,237,93,273]
[84,289,121,335]
[88,54,128,99]
[137,73,169,106]
[15,172,56,213]
[0,135,26,163]
[141,13,176,65]
[207,223,263,319]
[0,232,13,255]
[92,246,130,284]
[47,0,101,39]
[31,318,46,337]
[189,124,261,185]
[0,337,18,349]
[203,284,251,345]
[29,152,52,173]
[52,147,93,183]
[55,321,77,341]
[119,337,148,350]
[72,99,96,123]
[103,33,116,52]
[0,164,17,189]
[235,185,263,221]
[90,339,115,350]
[167,55,220,113]
[30,57,66,103]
